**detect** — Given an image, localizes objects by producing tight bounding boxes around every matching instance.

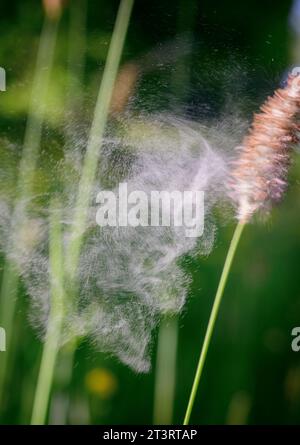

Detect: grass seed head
[229,70,300,222]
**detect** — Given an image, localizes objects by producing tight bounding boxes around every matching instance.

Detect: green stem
[49,0,134,423]
[183,221,245,425]
[17,18,59,200]
[153,316,178,424]
[46,0,87,425]
[66,0,86,121]
[0,15,59,406]
[65,0,134,282]
[31,202,65,425]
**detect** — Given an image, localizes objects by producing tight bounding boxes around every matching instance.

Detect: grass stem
[183,221,245,425]
[66,0,134,281]
[153,316,178,424]
[31,202,64,425]
[0,15,59,405]
[49,0,134,423]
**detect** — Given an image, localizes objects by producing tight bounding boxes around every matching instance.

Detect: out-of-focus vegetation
[0,0,300,425]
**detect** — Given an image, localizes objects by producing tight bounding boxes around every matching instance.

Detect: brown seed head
[229,71,300,222]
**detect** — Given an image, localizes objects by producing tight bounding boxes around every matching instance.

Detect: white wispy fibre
[0,115,230,372]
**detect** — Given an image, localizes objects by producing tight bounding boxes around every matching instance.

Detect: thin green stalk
[153,316,178,424]
[31,202,65,425]
[66,0,86,121]
[183,221,245,425]
[48,0,134,423]
[48,341,76,424]
[47,0,87,425]
[0,15,59,405]
[65,0,134,282]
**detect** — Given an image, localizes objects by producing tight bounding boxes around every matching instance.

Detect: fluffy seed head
[229,71,300,222]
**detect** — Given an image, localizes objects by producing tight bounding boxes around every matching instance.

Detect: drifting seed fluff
[0,115,230,373]
[229,71,300,222]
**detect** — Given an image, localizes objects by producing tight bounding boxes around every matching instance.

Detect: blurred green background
[1,0,300,425]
